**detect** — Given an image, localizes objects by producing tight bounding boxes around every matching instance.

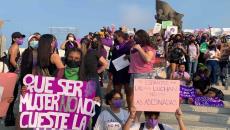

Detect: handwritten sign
[210,28,223,36]
[162,21,173,29]
[134,79,180,112]
[112,54,130,71]
[153,23,162,34]
[166,26,178,35]
[0,73,17,117]
[20,74,96,129]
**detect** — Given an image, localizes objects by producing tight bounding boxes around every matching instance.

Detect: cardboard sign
[162,21,173,29]
[0,73,17,117]
[166,26,178,35]
[134,79,180,112]
[153,23,162,34]
[20,74,96,129]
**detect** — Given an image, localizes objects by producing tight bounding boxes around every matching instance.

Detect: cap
[27,35,38,42]
[11,32,25,38]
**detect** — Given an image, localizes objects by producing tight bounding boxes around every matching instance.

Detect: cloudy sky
[0,0,230,48]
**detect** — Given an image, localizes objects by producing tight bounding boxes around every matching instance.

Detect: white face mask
[68,37,74,42]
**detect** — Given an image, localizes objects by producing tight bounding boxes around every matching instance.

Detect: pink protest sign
[0,73,17,117]
[134,79,180,112]
[20,74,96,129]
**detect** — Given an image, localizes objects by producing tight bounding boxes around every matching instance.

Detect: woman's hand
[7,97,14,103]
[129,106,136,120]
[132,44,142,51]
[175,108,183,120]
[21,86,27,96]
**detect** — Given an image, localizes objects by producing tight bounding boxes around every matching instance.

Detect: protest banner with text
[134,79,180,112]
[19,74,96,130]
[0,73,17,117]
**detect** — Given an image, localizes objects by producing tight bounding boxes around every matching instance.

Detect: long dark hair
[134,29,156,49]
[65,33,76,40]
[37,34,54,68]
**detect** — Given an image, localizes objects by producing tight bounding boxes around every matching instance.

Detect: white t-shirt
[94,108,129,130]
[129,122,174,130]
[0,61,9,72]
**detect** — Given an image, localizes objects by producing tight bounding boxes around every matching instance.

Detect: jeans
[219,61,228,86]
[188,60,198,76]
[207,60,219,85]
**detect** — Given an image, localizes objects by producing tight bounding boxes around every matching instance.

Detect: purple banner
[180,85,196,98]
[194,96,224,107]
[19,74,96,129]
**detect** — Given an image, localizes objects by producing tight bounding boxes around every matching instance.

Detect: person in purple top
[109,30,133,109]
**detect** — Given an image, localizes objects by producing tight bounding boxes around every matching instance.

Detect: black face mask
[114,38,119,44]
[66,60,81,68]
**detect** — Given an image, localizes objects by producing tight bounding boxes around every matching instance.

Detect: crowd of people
[0,25,230,130]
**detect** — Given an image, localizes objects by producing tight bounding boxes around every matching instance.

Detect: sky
[1,0,230,48]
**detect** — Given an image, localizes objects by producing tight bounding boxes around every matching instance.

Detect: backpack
[139,122,164,130]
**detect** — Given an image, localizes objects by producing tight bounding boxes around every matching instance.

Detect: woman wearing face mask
[64,48,83,80]
[123,108,186,130]
[20,35,39,85]
[61,33,80,56]
[204,40,220,87]
[169,41,187,79]
[109,30,133,109]
[94,90,129,130]
[8,32,25,72]
[5,32,25,126]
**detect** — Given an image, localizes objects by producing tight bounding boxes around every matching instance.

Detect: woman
[20,34,40,85]
[129,29,156,120]
[169,41,187,79]
[60,33,80,56]
[94,90,129,130]
[123,107,186,130]
[109,30,132,108]
[5,32,25,126]
[35,34,65,77]
[80,38,108,128]
[204,40,220,87]
[187,37,200,76]
[8,32,25,72]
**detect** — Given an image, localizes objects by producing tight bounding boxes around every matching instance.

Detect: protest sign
[166,26,178,34]
[134,79,180,112]
[162,21,173,29]
[153,23,162,34]
[20,74,96,129]
[112,54,130,71]
[210,28,223,36]
[0,73,17,117]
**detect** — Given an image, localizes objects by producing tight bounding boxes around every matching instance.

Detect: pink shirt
[129,46,155,73]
